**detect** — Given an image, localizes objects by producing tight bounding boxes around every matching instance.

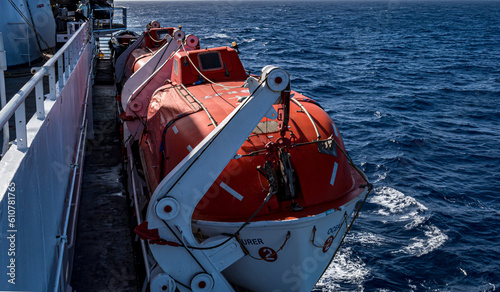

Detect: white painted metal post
[58,57,64,90]
[35,81,45,120]
[48,66,56,100]
[64,51,70,80]
[72,41,75,69]
[0,32,9,156]
[69,42,74,71]
[15,102,27,151]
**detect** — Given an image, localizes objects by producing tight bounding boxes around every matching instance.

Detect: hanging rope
[147,31,167,43]
[210,83,236,109]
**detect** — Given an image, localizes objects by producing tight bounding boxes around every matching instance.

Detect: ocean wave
[402,210,428,230]
[370,187,427,217]
[368,187,431,232]
[241,38,256,44]
[315,247,369,291]
[367,188,449,258]
[355,231,388,247]
[374,171,388,184]
[203,33,230,39]
[397,225,448,257]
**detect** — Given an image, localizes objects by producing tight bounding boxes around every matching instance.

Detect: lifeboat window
[198,52,223,71]
[174,59,178,75]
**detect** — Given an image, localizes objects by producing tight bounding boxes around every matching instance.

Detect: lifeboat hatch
[172,46,247,85]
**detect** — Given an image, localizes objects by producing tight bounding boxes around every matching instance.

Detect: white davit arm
[120,30,185,111]
[144,66,290,292]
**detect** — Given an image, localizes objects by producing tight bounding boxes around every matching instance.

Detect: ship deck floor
[71,60,139,291]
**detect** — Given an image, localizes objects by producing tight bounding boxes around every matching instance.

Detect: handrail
[291,97,321,141]
[0,22,90,152]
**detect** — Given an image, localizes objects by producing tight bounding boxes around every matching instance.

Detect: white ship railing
[0,21,93,291]
[0,23,90,153]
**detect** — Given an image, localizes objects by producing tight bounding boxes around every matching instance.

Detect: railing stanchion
[64,51,69,80]
[49,66,56,100]
[14,102,27,151]
[58,57,64,90]
[35,81,45,120]
[70,43,74,71]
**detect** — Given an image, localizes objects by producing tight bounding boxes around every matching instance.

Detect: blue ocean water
[116,1,500,290]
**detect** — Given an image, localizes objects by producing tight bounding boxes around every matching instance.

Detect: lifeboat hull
[193,188,367,291]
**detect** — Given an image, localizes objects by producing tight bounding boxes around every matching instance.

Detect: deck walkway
[71,60,139,292]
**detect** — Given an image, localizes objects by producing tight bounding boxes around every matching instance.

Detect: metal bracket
[318,135,337,157]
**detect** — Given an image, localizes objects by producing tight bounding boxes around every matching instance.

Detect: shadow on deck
[71,60,139,292]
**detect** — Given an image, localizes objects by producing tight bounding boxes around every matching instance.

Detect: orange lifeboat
[118,24,372,292]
